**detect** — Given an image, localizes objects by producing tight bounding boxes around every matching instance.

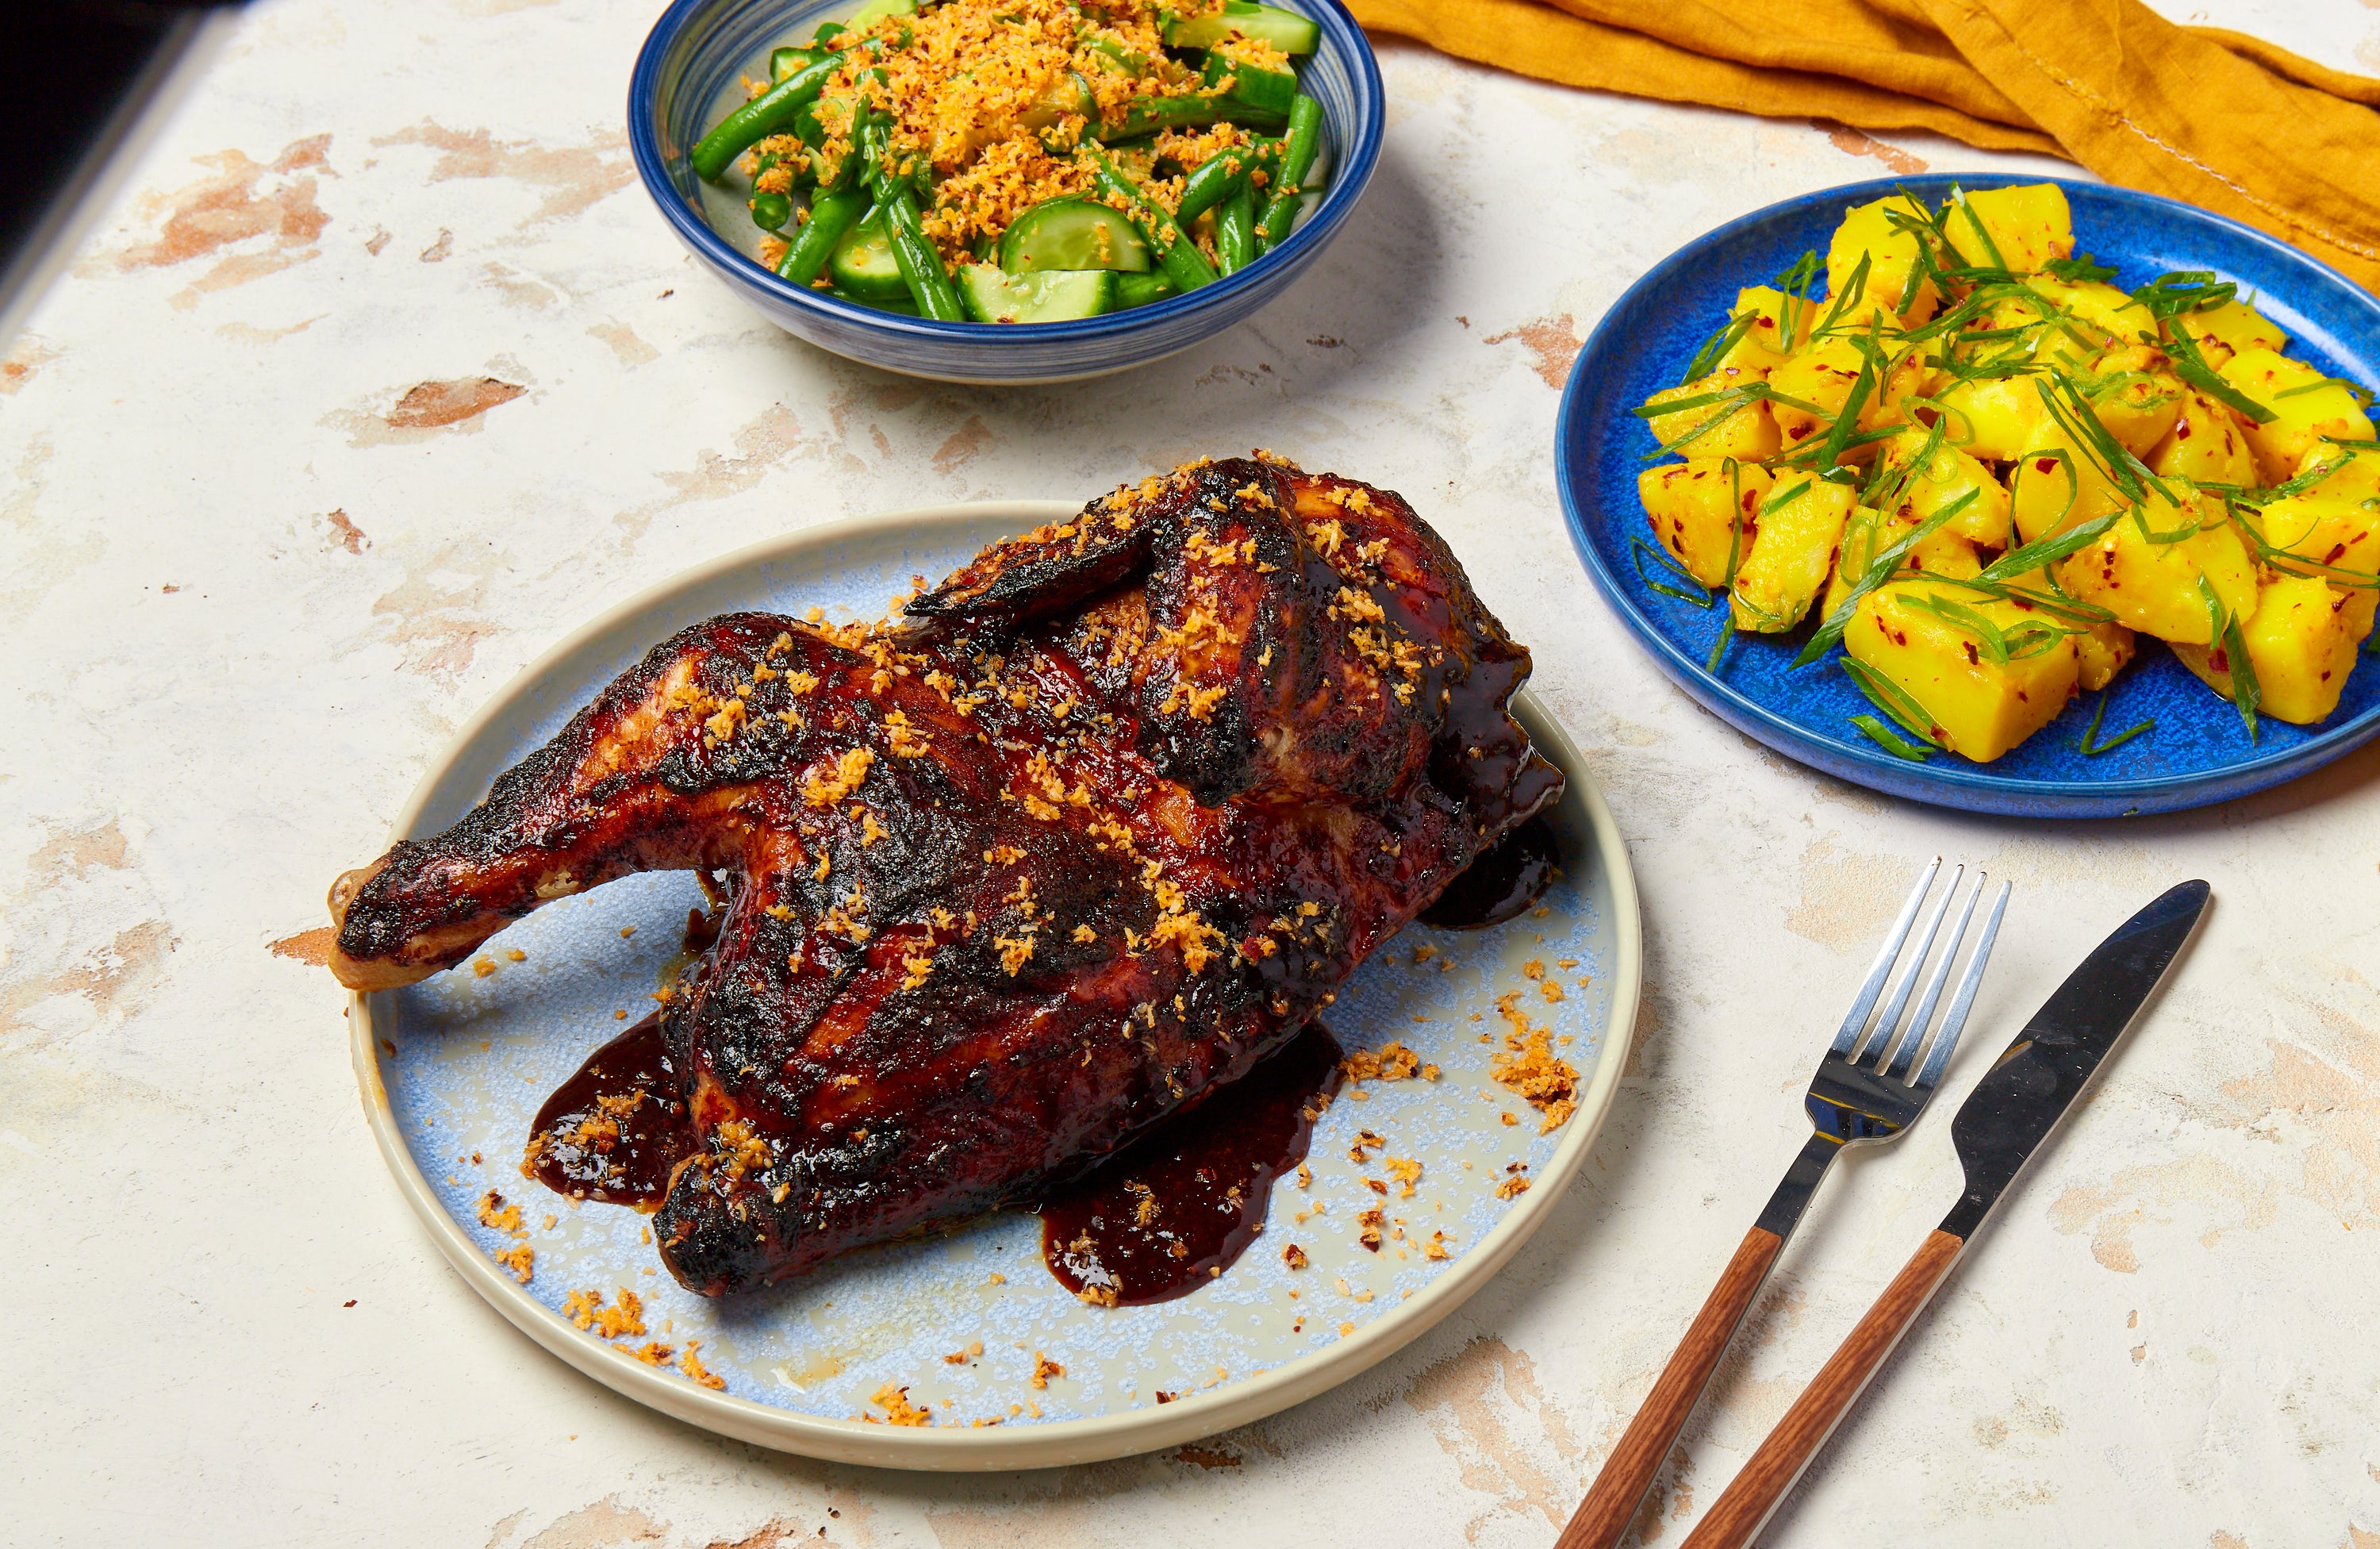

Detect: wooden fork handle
[1679,1228,1967,1549]
[1555,1225,1785,1549]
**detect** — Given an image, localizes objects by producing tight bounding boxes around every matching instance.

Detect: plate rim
[1554,171,2380,818]
[347,499,1643,1469]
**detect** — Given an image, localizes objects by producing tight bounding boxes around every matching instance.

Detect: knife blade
[1939,877,2210,1240]
[1676,878,2213,1549]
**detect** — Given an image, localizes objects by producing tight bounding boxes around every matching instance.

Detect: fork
[1555,859,2010,1549]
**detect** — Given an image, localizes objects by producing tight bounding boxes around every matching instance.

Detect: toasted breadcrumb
[564,1287,647,1339]
[1031,1352,1065,1389]
[1341,1041,1431,1086]
[1491,991,1580,1132]
[678,1341,727,1390]
[1282,1243,1308,1270]
[802,747,876,807]
[475,1190,525,1236]
[867,1383,933,1426]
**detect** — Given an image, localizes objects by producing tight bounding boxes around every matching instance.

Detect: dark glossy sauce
[523,1013,694,1207]
[1421,814,1560,928]
[1041,1024,1344,1306]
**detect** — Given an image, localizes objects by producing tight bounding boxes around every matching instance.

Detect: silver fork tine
[1829,856,1940,1055]
[1914,879,2010,1090]
[1882,872,1985,1079]
[1564,855,2004,1549]
[1856,863,1964,1064]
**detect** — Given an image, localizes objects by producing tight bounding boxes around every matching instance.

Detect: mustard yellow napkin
[1348,0,2380,294]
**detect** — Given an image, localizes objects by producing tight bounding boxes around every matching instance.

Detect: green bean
[691,48,857,182]
[1117,271,1177,308]
[1092,92,1275,142]
[1253,94,1322,253]
[1215,184,1254,275]
[797,100,862,193]
[857,106,965,321]
[1077,141,1217,295]
[747,135,804,231]
[1175,140,1272,225]
[812,21,846,48]
[777,187,869,286]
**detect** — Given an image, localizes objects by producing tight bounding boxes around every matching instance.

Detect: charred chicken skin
[328,455,1561,1296]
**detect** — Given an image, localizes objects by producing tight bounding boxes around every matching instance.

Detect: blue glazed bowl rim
[627,0,1385,348]
[1555,172,2380,815]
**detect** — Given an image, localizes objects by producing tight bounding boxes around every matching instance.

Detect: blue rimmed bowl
[1557,174,2380,819]
[628,0,1383,383]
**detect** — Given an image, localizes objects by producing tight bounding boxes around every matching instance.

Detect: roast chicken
[328,455,1561,1296]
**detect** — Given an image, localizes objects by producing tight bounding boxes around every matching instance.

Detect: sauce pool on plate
[1041,1024,1345,1305]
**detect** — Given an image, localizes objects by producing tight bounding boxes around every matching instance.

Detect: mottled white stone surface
[6,2,2378,1544]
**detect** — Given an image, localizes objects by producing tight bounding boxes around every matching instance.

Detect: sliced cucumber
[770,45,819,82]
[1081,38,1147,77]
[958,266,1118,324]
[844,0,916,31]
[1200,50,1299,117]
[1165,2,1319,54]
[828,209,911,301]
[1022,70,1096,132]
[1000,198,1152,273]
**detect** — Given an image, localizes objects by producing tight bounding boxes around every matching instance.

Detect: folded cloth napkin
[1347,0,2380,294]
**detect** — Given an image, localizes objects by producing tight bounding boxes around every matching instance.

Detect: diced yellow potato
[2301,446,2380,507]
[1846,580,2080,761]
[1944,184,2075,275]
[1980,559,2136,692]
[2009,439,2128,544]
[2258,497,2378,581]
[2059,490,2259,644]
[1768,336,1924,448]
[2171,575,2364,724]
[2167,297,2288,367]
[1879,428,2013,548]
[1932,374,2055,461]
[2214,348,2377,483]
[1724,285,1810,367]
[1820,505,1989,634]
[2029,276,2157,349]
[2082,348,2186,457]
[1827,195,1940,325]
[1731,477,1856,632]
[1819,505,1883,625]
[1644,367,1780,461]
[2148,389,2260,486]
[1639,459,1773,587]
[2073,620,2137,691]
[2256,453,2380,609]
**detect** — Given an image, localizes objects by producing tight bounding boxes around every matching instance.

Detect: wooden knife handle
[1556,1224,1785,1549]
[1679,1228,1967,1549]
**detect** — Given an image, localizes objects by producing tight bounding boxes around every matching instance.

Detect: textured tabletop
[6,1,2378,1544]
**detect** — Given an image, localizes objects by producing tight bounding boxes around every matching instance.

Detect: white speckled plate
[347,502,1641,1468]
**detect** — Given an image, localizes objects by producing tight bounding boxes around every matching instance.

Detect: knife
[1677,878,2213,1549]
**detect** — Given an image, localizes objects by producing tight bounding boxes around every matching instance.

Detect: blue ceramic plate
[349,503,1641,1467]
[1556,175,2380,818]
[628,0,1383,384]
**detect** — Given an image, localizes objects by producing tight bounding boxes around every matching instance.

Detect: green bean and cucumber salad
[689,0,1332,323]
